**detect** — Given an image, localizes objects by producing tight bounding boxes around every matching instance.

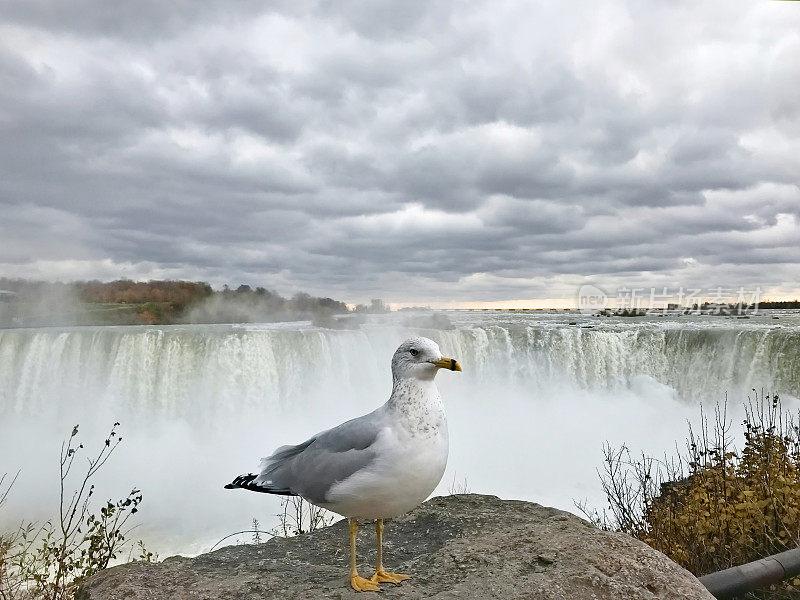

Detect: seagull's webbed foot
[370,519,411,586]
[351,573,382,592]
[370,569,411,585]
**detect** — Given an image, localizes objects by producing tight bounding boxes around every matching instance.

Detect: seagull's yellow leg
[370,519,411,585]
[349,518,381,592]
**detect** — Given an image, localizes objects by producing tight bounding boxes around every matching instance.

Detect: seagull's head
[391,337,462,381]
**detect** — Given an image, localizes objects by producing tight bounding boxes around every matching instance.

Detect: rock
[77,494,714,600]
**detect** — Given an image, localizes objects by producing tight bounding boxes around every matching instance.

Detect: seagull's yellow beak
[432,357,462,371]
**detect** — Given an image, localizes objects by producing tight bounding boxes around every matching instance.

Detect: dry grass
[271,496,335,537]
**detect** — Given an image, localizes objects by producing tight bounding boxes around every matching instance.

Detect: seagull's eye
[409,348,419,357]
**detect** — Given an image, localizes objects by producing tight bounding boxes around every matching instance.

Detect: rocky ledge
[78,494,713,600]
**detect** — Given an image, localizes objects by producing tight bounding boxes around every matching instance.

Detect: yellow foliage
[596,392,800,599]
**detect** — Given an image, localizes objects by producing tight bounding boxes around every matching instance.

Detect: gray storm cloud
[1,0,799,304]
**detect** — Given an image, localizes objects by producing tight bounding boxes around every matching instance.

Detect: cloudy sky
[1,0,799,306]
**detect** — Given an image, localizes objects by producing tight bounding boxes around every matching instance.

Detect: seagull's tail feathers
[225,437,318,495]
[224,473,296,495]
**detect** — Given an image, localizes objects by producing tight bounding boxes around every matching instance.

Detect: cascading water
[3,320,798,417]
[1,312,798,556]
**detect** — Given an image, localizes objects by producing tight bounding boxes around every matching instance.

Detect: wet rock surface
[78,494,714,599]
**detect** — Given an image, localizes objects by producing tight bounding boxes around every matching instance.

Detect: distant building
[0,290,17,302]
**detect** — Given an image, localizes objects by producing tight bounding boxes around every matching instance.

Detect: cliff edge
[78,494,714,599]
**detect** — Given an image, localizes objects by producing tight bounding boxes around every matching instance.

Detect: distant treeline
[0,278,353,326]
[0,278,213,305]
[753,300,800,309]
[78,279,214,307]
[187,284,350,324]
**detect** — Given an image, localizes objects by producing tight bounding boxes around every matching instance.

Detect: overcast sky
[1,0,799,306]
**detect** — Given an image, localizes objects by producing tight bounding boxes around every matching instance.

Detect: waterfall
[1,317,798,557]
[2,322,798,419]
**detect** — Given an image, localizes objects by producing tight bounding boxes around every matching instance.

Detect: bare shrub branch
[0,424,154,600]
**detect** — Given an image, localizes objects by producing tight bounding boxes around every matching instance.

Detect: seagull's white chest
[323,380,449,519]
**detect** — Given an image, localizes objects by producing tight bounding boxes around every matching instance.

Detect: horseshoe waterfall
[2,312,798,556]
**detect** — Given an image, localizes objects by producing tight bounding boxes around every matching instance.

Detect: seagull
[225,337,462,592]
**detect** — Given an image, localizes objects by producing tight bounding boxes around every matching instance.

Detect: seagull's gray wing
[253,408,387,504]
